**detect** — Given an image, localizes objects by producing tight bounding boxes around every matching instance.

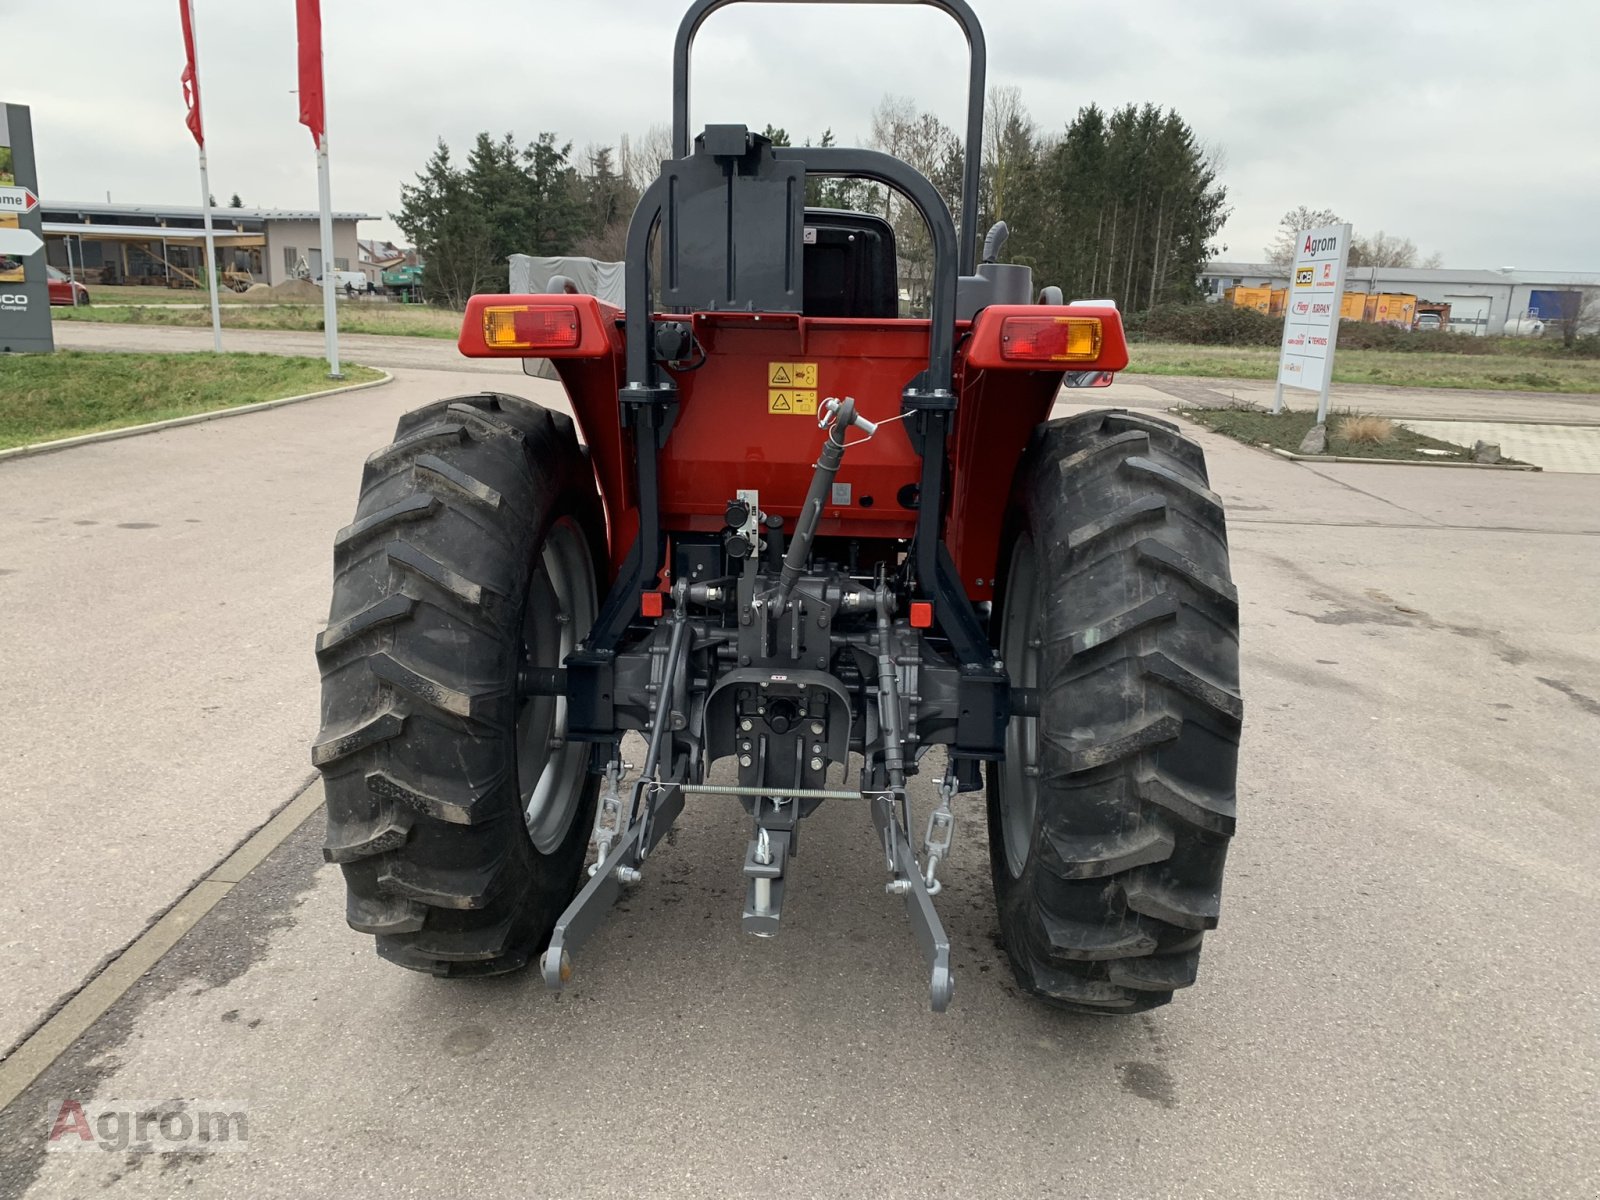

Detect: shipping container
[1365,293,1417,326]
[1340,292,1368,321]
[1224,285,1273,314]
[1269,287,1288,316]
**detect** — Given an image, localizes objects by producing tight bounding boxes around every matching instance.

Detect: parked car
[1414,313,1443,331]
[47,265,91,307]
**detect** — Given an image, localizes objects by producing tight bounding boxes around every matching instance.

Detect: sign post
[1271,222,1352,423]
[0,103,54,355]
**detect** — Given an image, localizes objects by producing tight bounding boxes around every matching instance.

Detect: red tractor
[313,0,1240,1013]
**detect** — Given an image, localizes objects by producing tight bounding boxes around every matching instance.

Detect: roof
[43,222,262,242]
[42,200,373,223]
[1205,261,1600,288]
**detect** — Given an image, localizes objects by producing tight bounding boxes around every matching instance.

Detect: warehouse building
[40,200,372,290]
[1200,261,1600,336]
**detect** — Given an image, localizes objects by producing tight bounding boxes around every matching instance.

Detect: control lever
[766,397,874,613]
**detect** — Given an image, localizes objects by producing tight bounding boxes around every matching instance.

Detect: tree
[1553,287,1600,348]
[1009,103,1227,310]
[1269,211,1443,269]
[1267,207,1342,264]
[982,85,1037,227]
[395,131,589,306]
[870,95,962,313]
[394,140,497,308]
[623,124,675,194]
[1348,230,1443,269]
[573,145,639,261]
[227,193,244,208]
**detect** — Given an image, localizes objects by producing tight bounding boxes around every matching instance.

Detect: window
[334,257,350,272]
[283,246,297,273]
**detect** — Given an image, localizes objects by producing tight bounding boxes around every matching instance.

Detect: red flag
[296,0,325,148]
[178,0,203,148]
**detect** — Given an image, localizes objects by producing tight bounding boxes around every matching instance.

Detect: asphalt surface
[2,335,1599,1198]
[0,357,549,1057]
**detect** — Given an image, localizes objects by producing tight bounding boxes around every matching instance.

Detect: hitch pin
[753,827,774,915]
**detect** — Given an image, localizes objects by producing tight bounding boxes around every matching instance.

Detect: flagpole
[187,0,223,353]
[316,130,341,378]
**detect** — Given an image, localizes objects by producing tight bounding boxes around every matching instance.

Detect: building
[1201,261,1600,336]
[41,200,372,290]
[357,237,414,289]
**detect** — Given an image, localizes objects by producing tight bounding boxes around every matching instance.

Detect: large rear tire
[312,393,606,975]
[989,409,1241,1014]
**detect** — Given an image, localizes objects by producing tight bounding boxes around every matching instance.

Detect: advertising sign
[1273,222,1350,421]
[0,102,54,354]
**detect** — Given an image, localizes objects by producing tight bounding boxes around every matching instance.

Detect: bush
[1127,303,1281,346]
[1128,302,1600,358]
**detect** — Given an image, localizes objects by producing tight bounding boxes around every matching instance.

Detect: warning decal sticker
[768,389,818,415]
[767,362,818,388]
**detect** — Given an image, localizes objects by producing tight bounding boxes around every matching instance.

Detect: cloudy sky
[5,0,1598,270]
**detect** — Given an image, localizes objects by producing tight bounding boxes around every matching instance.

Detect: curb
[1268,447,1540,470]
[0,369,393,463]
[0,781,325,1112]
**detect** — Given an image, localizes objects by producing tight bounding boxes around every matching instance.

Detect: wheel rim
[998,532,1041,878]
[517,517,597,855]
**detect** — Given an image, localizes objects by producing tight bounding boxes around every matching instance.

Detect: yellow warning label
[768,361,818,388]
[768,389,818,415]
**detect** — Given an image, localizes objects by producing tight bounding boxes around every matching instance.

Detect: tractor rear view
[313,0,1241,1013]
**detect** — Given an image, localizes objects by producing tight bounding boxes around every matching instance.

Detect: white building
[41,200,372,289]
[1200,261,1600,335]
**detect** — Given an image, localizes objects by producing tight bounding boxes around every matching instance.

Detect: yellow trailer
[1224,285,1273,314]
[1365,293,1417,326]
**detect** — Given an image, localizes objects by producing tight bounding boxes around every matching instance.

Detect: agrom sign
[0,102,54,354]
[1273,221,1351,422]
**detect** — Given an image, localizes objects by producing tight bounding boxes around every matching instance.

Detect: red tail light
[964,304,1129,372]
[482,304,581,351]
[457,294,618,358]
[999,316,1103,362]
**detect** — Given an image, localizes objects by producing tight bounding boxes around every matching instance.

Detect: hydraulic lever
[765,397,877,614]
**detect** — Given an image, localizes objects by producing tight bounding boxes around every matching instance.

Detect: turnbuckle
[921,772,957,895]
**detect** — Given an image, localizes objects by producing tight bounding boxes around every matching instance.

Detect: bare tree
[1267,207,1342,264]
[623,124,675,193]
[870,95,960,313]
[983,85,1034,224]
[1350,230,1427,269]
[1554,287,1600,348]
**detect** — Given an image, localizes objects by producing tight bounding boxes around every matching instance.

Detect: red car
[47,265,91,306]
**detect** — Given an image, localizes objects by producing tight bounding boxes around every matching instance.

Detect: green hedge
[1127,303,1600,358]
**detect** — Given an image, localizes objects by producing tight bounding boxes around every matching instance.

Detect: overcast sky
[5,0,1598,270]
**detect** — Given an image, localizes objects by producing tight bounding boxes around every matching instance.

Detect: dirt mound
[245,283,271,294]
[268,279,323,302]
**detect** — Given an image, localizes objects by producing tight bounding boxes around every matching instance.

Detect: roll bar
[671,0,987,276]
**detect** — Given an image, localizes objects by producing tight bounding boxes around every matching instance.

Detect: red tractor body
[461,299,1128,601]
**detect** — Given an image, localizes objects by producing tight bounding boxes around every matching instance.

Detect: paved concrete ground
[2,359,1598,1197]
[1399,420,1600,474]
[0,357,548,1057]
[1124,372,1600,425]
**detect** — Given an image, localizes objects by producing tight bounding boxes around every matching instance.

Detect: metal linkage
[922,771,958,896]
[871,792,955,1013]
[542,586,695,992]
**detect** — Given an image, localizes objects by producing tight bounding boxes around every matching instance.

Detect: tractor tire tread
[989,407,1240,1014]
